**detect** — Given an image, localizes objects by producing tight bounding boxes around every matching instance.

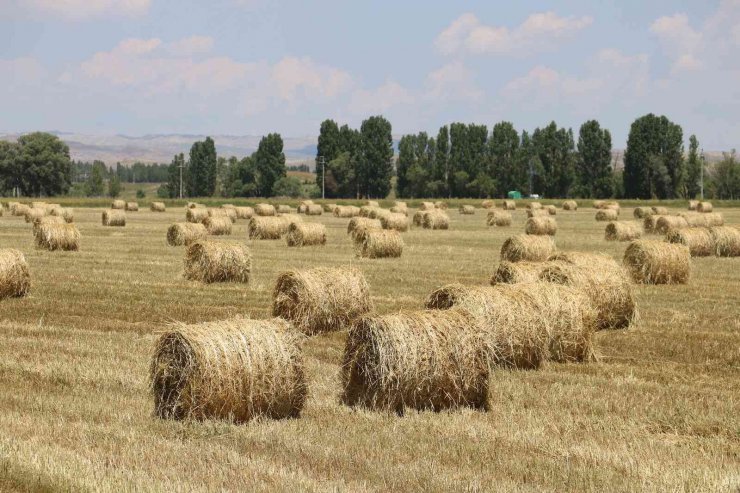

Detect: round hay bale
[276,204,293,214]
[605,221,642,242]
[248,216,290,240]
[595,209,619,221]
[32,215,65,235]
[347,217,381,234]
[425,282,597,366]
[356,229,404,258]
[24,207,46,223]
[486,210,512,227]
[34,223,80,251]
[655,215,689,234]
[525,217,557,236]
[541,252,636,330]
[481,200,494,209]
[500,234,556,262]
[526,202,542,210]
[31,201,47,209]
[359,206,376,217]
[562,200,577,211]
[490,261,546,285]
[688,200,698,211]
[183,240,251,283]
[203,216,232,236]
[125,202,139,212]
[643,215,661,233]
[368,208,391,221]
[341,310,489,413]
[419,201,435,211]
[285,222,326,247]
[111,200,126,209]
[12,204,30,217]
[167,223,208,246]
[234,206,254,219]
[679,212,723,227]
[150,202,166,212]
[434,201,448,210]
[544,205,557,215]
[459,205,475,215]
[208,208,236,223]
[272,267,371,335]
[255,203,276,216]
[593,200,605,209]
[526,209,548,218]
[324,203,338,213]
[50,207,73,223]
[412,210,425,226]
[393,201,408,210]
[0,249,31,299]
[623,240,690,284]
[366,200,380,208]
[186,207,209,223]
[710,226,740,257]
[697,201,713,212]
[633,207,653,219]
[333,205,360,218]
[305,204,322,216]
[501,200,516,210]
[7,202,19,213]
[102,209,126,227]
[380,213,409,232]
[389,206,408,216]
[652,206,668,215]
[150,317,306,423]
[421,210,449,230]
[187,202,205,209]
[666,227,715,257]
[702,212,724,227]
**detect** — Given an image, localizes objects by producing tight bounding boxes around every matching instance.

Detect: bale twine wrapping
[125,202,139,212]
[186,208,208,223]
[540,252,636,330]
[666,227,715,257]
[526,209,548,218]
[500,234,556,262]
[0,249,30,299]
[305,204,323,216]
[562,200,577,211]
[272,267,371,335]
[697,202,713,213]
[167,223,208,246]
[655,215,689,234]
[276,204,293,214]
[710,226,740,257]
[285,222,327,247]
[490,261,546,285]
[333,205,360,218]
[605,221,642,242]
[502,200,516,210]
[633,207,653,219]
[208,208,237,223]
[248,216,291,240]
[545,205,557,215]
[234,206,254,219]
[487,210,512,227]
[150,202,166,212]
[150,317,306,423]
[419,201,435,211]
[688,200,698,211]
[24,207,46,223]
[203,216,232,236]
[623,240,690,284]
[380,213,409,232]
[255,203,277,216]
[652,206,668,215]
[32,215,65,235]
[356,229,404,258]
[425,283,597,366]
[421,210,450,230]
[525,217,557,236]
[595,209,619,221]
[459,205,475,215]
[102,209,126,227]
[183,241,251,283]
[341,310,489,413]
[34,223,80,251]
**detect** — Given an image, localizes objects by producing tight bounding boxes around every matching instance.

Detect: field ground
[0,202,738,492]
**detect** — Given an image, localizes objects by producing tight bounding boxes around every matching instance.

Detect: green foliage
[531,122,575,198]
[396,132,435,198]
[157,184,170,198]
[108,174,121,198]
[488,122,521,197]
[708,150,739,199]
[358,116,394,198]
[433,126,450,196]
[448,123,488,197]
[136,189,145,199]
[0,132,72,196]
[576,120,613,198]
[188,137,217,197]
[272,176,303,198]
[255,133,286,196]
[85,161,106,197]
[686,135,702,198]
[316,119,341,191]
[167,153,185,198]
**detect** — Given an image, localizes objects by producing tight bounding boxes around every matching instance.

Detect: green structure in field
[507,191,522,199]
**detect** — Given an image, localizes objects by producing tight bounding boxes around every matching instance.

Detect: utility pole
[318,156,326,199]
[700,148,704,200]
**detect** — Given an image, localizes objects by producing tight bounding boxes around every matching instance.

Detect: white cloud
[425,61,482,102]
[436,12,592,56]
[19,0,150,20]
[271,57,353,101]
[650,13,702,73]
[166,36,215,56]
[348,80,413,115]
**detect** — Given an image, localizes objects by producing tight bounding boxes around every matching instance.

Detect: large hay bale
[276,204,294,214]
[333,205,361,218]
[31,201,47,209]
[419,201,435,211]
[323,203,338,213]
[255,203,276,216]
[356,229,404,258]
[487,210,512,227]
[652,206,668,215]
[125,202,139,212]
[633,207,653,219]
[183,241,251,283]
[359,206,376,218]
[186,202,204,209]
[544,205,557,215]
[389,206,408,216]
[643,215,661,233]
[562,200,577,211]
[305,204,323,216]
[421,210,450,230]
[502,200,516,210]
[525,217,557,236]
[0,249,31,299]
[481,200,494,209]
[490,261,546,284]
[368,208,391,221]
[286,222,326,247]
[272,267,371,335]
[186,207,208,223]
[380,213,409,232]
[434,201,448,210]
[688,200,698,211]
[425,283,597,366]
[150,317,306,423]
[24,207,46,223]
[526,209,548,218]
[111,200,126,209]
[32,215,65,235]
[500,234,556,262]
[366,200,380,208]
[393,200,407,210]
[34,223,80,251]
[697,201,713,212]
[203,216,232,236]
[49,207,73,223]
[167,223,208,246]
[623,240,690,284]
[278,213,303,225]
[526,202,542,210]
[605,221,642,241]
[679,212,724,228]
[666,227,715,257]
[595,209,618,221]
[655,215,689,234]
[234,206,254,219]
[297,200,314,213]
[347,216,381,235]
[12,203,30,217]
[540,252,636,330]
[208,208,236,223]
[710,226,740,257]
[150,202,166,212]
[341,310,489,413]
[102,209,126,227]
[248,216,290,239]
[459,205,475,215]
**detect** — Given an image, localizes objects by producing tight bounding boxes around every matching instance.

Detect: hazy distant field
[0,202,738,492]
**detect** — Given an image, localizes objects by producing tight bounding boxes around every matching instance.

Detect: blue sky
[1,0,739,149]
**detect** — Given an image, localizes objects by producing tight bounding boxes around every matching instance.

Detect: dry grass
[150,317,306,423]
[487,210,512,227]
[102,209,126,227]
[183,240,252,283]
[166,223,207,246]
[710,226,740,257]
[202,216,232,236]
[34,223,80,251]
[525,217,557,236]
[605,221,642,241]
[0,248,30,299]
[500,234,556,262]
[355,229,404,258]
[272,267,372,335]
[666,227,715,257]
[285,222,327,247]
[623,240,691,284]
[490,261,546,284]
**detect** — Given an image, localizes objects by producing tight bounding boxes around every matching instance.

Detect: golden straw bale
[186,207,209,223]
[285,222,327,247]
[434,201,448,210]
[481,200,494,209]
[459,205,476,215]
[368,208,390,221]
[324,203,338,213]
[187,202,205,209]
[525,217,557,235]
[633,207,653,219]
[655,215,689,234]
[111,200,126,209]
[305,204,323,216]
[380,213,409,232]
[0,249,30,299]
[605,221,642,241]
[419,201,435,211]
[366,200,380,208]
[697,201,713,212]
[593,200,605,209]
[355,229,404,258]
[125,202,139,212]
[359,206,376,217]
[652,206,668,215]
[666,227,715,257]
[24,207,46,223]
[595,209,619,221]
[544,205,557,215]
[333,205,361,218]
[389,206,408,216]
[487,210,512,227]
[203,216,232,235]
[184,240,251,283]
[150,202,166,212]
[208,208,236,223]
[12,203,30,217]
[710,226,740,257]
[688,200,698,211]
[276,204,294,214]
[102,209,126,226]
[526,209,548,218]
[393,201,407,210]
[421,210,450,230]
[34,223,80,251]
[297,200,314,213]
[490,261,546,284]
[500,234,556,262]
[234,206,254,219]
[502,200,516,210]
[32,215,64,235]
[31,201,47,209]
[679,212,724,227]
[623,240,690,284]
[255,203,277,216]
[643,215,661,233]
[167,223,207,246]
[562,200,577,211]
[248,216,291,240]
[347,217,382,235]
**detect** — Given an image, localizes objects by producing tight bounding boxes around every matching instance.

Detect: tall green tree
[316,119,341,192]
[708,150,739,199]
[0,141,20,195]
[108,174,121,197]
[431,125,450,197]
[226,155,258,197]
[1,132,73,196]
[488,122,520,197]
[167,153,185,198]
[623,114,685,199]
[85,161,106,197]
[576,120,613,198]
[531,122,575,197]
[396,133,435,198]
[686,135,702,199]
[255,133,286,197]
[358,116,393,198]
[188,137,217,196]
